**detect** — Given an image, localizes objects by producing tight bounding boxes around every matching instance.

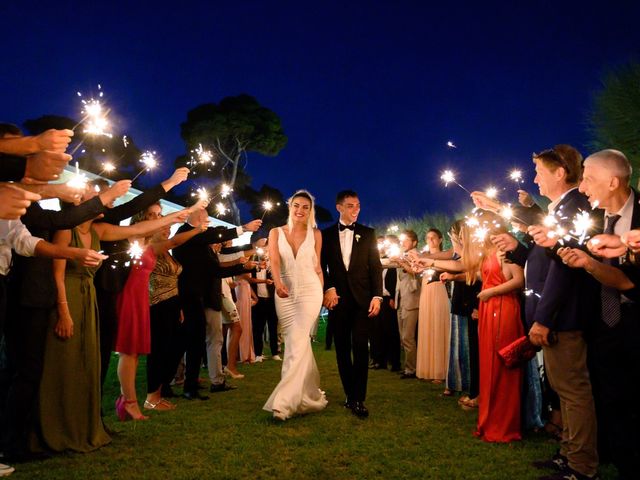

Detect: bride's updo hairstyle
[287,189,317,232]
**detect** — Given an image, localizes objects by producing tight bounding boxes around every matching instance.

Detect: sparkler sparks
[189,144,215,171]
[485,186,498,199]
[131,151,158,181]
[191,187,210,203]
[215,202,228,216]
[127,241,144,263]
[260,200,274,220]
[66,162,88,190]
[98,161,116,176]
[220,183,232,199]
[440,170,472,195]
[446,141,457,149]
[509,169,523,183]
[570,211,594,245]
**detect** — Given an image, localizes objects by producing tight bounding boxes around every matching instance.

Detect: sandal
[144,398,176,411]
[441,388,454,397]
[460,397,478,410]
[457,395,470,405]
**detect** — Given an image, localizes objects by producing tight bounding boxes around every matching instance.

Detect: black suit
[589,190,640,478]
[321,223,382,403]
[172,223,241,393]
[1,198,106,457]
[373,267,400,369]
[251,270,279,357]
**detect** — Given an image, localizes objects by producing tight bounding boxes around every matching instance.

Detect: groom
[321,190,382,418]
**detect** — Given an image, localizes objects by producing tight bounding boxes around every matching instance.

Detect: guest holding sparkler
[415,213,525,442]
[32,185,191,452]
[389,230,421,379]
[93,167,191,399]
[172,209,262,400]
[557,149,640,479]
[250,238,279,362]
[415,228,451,383]
[481,146,600,478]
[114,201,207,420]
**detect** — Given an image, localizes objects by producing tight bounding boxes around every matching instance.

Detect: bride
[263,189,328,420]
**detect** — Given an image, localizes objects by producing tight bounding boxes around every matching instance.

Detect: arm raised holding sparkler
[93,208,191,242]
[99,168,189,224]
[0,129,73,156]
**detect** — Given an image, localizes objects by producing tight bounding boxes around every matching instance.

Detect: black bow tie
[339,223,355,231]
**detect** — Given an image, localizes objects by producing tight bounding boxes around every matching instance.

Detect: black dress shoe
[343,399,354,409]
[390,366,402,372]
[351,401,369,418]
[368,363,380,369]
[400,372,416,379]
[210,382,237,393]
[183,390,210,400]
[532,452,568,471]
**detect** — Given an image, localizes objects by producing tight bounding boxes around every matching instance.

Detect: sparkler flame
[441,170,456,185]
[220,184,232,198]
[66,162,88,190]
[215,202,228,216]
[509,169,523,183]
[127,241,144,262]
[485,187,498,199]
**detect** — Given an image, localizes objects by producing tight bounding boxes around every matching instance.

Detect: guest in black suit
[172,208,261,400]
[250,239,279,361]
[93,168,190,394]
[321,190,382,418]
[0,181,129,460]
[557,149,640,479]
[377,237,400,371]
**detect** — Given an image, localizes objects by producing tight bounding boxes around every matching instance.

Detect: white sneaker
[253,356,263,363]
[0,463,15,477]
[271,355,282,361]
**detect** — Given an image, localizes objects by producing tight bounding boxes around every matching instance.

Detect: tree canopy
[179,94,288,223]
[589,61,640,187]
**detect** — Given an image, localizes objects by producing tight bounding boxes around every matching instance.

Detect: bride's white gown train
[263,227,328,419]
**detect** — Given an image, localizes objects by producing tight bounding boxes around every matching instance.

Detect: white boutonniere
[355,234,361,242]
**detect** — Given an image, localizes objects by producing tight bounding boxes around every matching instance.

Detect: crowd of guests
[0,124,276,477]
[371,145,639,480]
[1,124,639,480]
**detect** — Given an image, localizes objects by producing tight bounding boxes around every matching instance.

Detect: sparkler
[215,202,228,216]
[440,170,472,195]
[220,183,232,199]
[191,187,210,203]
[388,225,399,233]
[446,141,457,149]
[131,151,158,182]
[509,169,524,184]
[260,200,274,220]
[188,143,215,172]
[66,162,89,190]
[97,161,116,176]
[126,241,144,266]
[122,135,129,148]
[570,211,594,245]
[485,186,499,199]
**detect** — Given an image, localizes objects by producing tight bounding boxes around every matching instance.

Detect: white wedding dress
[263,227,328,419]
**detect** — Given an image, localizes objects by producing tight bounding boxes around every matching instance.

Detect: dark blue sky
[2,1,639,224]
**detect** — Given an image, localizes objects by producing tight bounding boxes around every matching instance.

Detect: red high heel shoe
[115,395,130,421]
[116,396,149,421]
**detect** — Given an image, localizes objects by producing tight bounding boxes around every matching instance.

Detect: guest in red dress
[114,203,207,421]
[461,213,525,442]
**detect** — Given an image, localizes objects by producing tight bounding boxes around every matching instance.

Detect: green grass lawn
[13,326,604,480]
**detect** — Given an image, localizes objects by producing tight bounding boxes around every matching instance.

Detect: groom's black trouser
[328,290,369,402]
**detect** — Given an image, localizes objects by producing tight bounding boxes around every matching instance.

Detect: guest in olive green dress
[35,227,110,452]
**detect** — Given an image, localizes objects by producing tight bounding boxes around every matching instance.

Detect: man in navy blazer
[321,190,382,418]
[490,146,601,480]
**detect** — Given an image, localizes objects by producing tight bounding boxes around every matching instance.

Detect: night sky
[2,1,640,225]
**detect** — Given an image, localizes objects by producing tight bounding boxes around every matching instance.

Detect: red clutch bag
[498,335,540,369]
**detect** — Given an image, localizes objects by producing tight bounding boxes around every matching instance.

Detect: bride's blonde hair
[286,189,317,233]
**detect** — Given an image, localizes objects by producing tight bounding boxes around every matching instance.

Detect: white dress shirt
[338,221,354,270]
[0,219,43,276]
[606,190,634,237]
